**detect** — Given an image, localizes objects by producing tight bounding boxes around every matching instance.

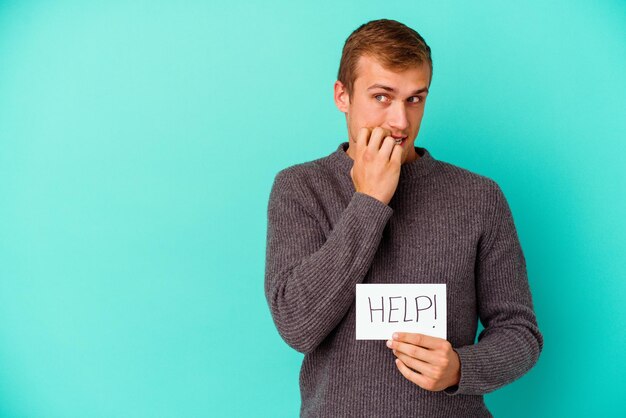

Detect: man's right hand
[349,127,403,205]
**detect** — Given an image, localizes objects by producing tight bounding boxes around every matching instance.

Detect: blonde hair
[337,19,433,99]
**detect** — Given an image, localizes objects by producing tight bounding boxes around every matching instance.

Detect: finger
[393,350,436,377]
[393,332,445,350]
[389,340,437,364]
[394,358,436,391]
[390,141,403,165]
[367,127,390,152]
[378,136,397,161]
[356,127,371,149]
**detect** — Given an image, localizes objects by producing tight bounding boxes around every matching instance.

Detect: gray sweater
[264,142,543,417]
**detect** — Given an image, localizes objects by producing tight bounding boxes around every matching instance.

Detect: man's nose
[387,101,409,131]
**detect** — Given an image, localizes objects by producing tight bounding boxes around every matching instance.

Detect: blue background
[1,0,625,416]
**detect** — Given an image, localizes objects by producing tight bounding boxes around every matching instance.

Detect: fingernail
[392,333,399,340]
[386,339,393,348]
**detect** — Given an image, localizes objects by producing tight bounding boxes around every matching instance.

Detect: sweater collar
[329,141,437,181]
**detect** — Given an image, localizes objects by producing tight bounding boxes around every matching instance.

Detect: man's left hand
[386,332,461,391]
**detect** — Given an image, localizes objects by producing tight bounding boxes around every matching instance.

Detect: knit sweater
[264,142,543,417]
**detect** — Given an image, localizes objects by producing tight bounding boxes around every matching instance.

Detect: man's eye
[408,96,422,103]
[374,94,388,102]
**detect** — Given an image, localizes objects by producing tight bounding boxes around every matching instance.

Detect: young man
[265,19,542,417]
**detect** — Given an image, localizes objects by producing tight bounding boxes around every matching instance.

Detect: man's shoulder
[430,158,503,198]
[268,151,345,212]
[273,151,340,189]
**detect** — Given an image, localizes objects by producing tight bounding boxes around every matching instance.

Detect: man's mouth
[393,136,407,146]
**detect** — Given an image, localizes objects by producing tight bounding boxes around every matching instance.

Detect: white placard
[355,283,446,340]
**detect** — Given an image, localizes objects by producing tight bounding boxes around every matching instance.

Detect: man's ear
[334,80,350,113]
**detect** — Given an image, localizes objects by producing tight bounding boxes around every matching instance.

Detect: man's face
[334,54,431,164]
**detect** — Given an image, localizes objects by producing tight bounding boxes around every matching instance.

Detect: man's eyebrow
[367,84,429,95]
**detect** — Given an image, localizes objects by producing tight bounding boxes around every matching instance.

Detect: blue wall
[1,1,625,416]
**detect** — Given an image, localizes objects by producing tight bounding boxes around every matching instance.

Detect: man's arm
[264,170,392,353]
[444,181,544,395]
[265,128,403,354]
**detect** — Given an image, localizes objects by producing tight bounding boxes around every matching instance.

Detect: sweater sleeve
[264,169,393,354]
[445,182,543,395]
